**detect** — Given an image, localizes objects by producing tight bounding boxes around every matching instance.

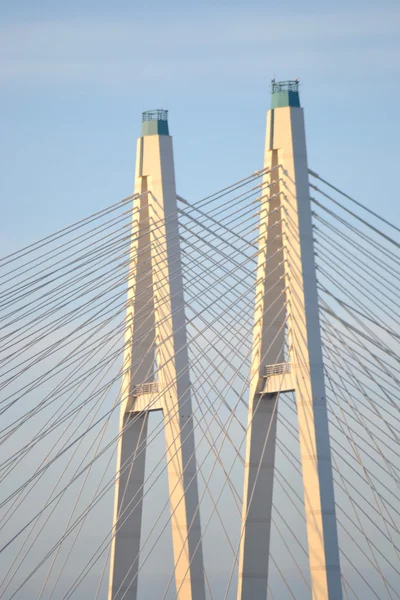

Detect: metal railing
[142,109,168,122]
[265,362,291,376]
[133,382,159,395]
[271,80,299,94]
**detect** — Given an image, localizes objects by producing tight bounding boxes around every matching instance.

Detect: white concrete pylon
[108,110,206,600]
[238,82,343,600]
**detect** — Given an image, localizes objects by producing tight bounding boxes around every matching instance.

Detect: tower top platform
[271,79,300,109]
[141,109,169,136]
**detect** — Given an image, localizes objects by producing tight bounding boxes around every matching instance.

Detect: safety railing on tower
[133,382,160,395]
[265,362,291,376]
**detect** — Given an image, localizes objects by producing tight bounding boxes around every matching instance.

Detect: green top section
[271,80,300,109]
[141,109,169,136]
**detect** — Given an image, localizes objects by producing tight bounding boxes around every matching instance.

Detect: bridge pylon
[108,110,206,600]
[238,81,343,600]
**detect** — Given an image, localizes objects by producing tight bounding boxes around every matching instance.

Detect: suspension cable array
[0,163,398,600]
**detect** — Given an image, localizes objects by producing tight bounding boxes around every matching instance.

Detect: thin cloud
[0,8,399,86]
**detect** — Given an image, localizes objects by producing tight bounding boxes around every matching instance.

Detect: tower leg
[277,105,343,600]
[144,130,206,600]
[238,143,286,599]
[108,413,148,600]
[237,396,277,599]
[164,411,205,600]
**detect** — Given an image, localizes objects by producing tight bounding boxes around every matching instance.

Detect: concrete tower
[108,110,206,600]
[238,82,343,600]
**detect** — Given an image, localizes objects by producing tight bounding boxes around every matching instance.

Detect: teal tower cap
[141,109,169,136]
[271,80,300,109]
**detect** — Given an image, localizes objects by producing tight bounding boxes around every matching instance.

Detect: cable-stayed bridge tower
[3,79,400,600]
[108,110,206,600]
[238,81,342,600]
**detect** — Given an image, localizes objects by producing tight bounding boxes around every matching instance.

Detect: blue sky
[1,0,400,256]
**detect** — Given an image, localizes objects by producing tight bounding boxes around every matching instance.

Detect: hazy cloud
[1,8,399,87]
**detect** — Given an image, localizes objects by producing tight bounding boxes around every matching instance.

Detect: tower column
[108,413,148,600]
[237,148,285,598]
[238,82,342,600]
[108,110,205,600]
